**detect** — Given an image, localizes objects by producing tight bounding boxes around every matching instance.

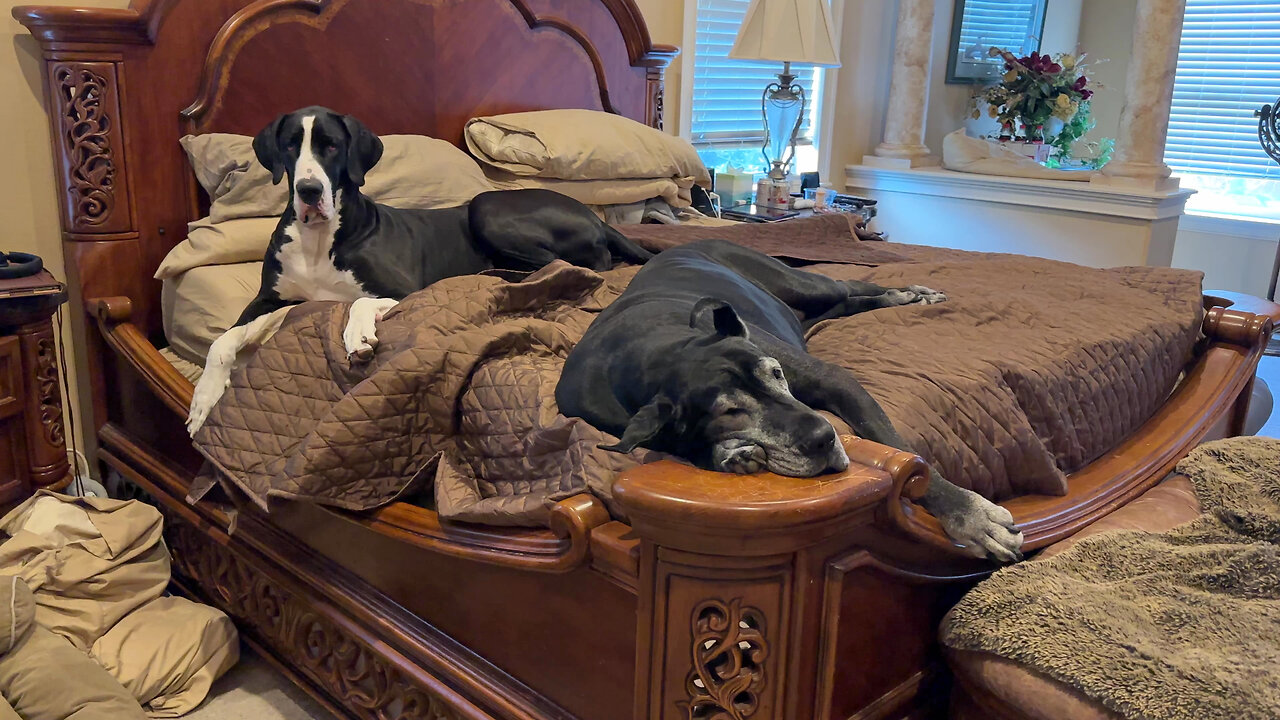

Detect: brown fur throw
[941,436,1280,720]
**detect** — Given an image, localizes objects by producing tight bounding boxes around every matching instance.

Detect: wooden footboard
[87,293,1275,720]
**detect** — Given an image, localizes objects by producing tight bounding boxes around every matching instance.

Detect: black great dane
[556,239,1023,561]
[187,106,651,433]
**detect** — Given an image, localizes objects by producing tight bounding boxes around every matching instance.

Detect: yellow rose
[1004,69,1019,83]
[1055,93,1072,108]
[1061,54,1077,70]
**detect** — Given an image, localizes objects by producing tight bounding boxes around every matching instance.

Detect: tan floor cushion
[92,596,240,718]
[0,575,145,720]
[945,475,1202,719]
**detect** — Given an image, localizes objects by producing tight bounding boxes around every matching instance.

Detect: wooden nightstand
[0,270,71,506]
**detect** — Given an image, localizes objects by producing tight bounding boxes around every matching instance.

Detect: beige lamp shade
[728,0,841,67]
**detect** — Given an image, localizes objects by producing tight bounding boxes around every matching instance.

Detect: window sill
[844,164,1195,221]
[1180,211,1280,242]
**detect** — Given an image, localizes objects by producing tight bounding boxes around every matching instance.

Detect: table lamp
[729,0,841,181]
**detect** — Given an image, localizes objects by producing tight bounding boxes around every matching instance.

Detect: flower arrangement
[974,48,1096,150]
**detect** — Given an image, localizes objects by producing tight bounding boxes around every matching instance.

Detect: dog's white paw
[344,297,399,362]
[904,285,948,305]
[936,492,1024,562]
[187,370,230,436]
[713,440,768,474]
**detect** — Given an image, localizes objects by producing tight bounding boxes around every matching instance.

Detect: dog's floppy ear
[690,297,749,340]
[252,113,289,185]
[598,396,676,454]
[341,115,384,187]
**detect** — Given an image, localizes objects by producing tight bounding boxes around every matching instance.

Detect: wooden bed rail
[91,294,625,575]
[91,293,1276,570]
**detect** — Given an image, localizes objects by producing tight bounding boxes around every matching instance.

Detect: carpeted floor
[185,646,338,719]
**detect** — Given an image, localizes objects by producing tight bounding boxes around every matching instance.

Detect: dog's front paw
[344,297,399,362]
[187,371,229,436]
[713,440,768,474]
[936,491,1023,562]
[904,285,948,305]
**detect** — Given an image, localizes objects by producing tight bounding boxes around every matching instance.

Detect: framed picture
[946,0,1049,84]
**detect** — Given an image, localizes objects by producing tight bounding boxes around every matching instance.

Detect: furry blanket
[941,436,1280,720]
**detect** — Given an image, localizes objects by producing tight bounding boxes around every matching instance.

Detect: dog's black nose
[295,178,324,205]
[799,422,838,454]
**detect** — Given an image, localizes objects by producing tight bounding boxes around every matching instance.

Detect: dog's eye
[322,143,338,155]
[720,406,748,418]
[772,367,784,381]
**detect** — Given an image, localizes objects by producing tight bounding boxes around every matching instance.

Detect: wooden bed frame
[14,1,1277,718]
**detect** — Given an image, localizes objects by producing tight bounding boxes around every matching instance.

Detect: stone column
[865,0,939,168]
[1095,0,1188,190]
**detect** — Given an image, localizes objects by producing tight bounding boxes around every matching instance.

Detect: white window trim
[678,0,844,181]
[1181,210,1280,242]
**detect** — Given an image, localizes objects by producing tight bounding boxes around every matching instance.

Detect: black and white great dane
[555,239,1023,561]
[187,106,652,434]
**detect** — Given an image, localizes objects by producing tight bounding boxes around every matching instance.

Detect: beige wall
[635,0,685,133]
[1077,0,1136,151]
[4,0,131,470]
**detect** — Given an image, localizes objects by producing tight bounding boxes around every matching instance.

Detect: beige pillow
[161,262,263,365]
[92,596,240,718]
[154,217,275,280]
[483,168,696,209]
[180,134,497,222]
[465,109,711,185]
[180,134,284,223]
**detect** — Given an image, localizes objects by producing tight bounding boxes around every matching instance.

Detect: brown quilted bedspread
[192,217,1203,525]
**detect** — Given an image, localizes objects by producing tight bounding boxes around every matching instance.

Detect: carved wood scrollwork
[161,511,463,720]
[34,337,64,447]
[647,71,665,130]
[49,62,132,235]
[680,598,769,720]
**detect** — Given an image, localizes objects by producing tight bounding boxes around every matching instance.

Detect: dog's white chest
[275,223,369,302]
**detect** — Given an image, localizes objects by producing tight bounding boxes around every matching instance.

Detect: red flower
[1073,76,1088,91]
[1081,89,1094,100]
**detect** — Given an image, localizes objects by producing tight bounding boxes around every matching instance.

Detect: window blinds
[955,1,1045,59]
[690,0,822,145]
[1166,0,1280,178]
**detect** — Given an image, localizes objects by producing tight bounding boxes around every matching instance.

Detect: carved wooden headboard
[15,0,675,343]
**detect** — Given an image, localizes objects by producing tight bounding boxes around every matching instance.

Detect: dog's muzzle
[295,178,329,224]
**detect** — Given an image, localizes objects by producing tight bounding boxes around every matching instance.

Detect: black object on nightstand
[0,268,71,506]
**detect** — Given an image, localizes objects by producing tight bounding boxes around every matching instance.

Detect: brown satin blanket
[192,216,1203,525]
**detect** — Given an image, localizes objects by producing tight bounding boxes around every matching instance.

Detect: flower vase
[1043,117,1065,144]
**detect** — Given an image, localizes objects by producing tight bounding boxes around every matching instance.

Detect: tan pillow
[0,493,170,652]
[154,217,275,280]
[483,168,696,208]
[180,134,497,222]
[0,621,146,720]
[465,109,711,185]
[92,596,240,718]
[180,134,284,223]
[161,262,263,365]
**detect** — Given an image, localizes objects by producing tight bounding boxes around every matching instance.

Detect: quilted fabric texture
[803,244,1203,500]
[192,218,1204,525]
[194,262,656,526]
